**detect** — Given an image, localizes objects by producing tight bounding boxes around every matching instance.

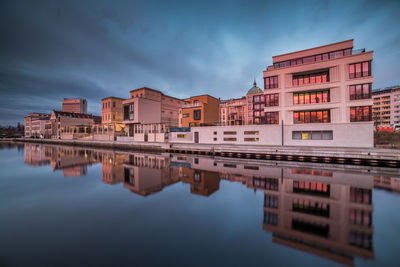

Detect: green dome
[247,80,262,94]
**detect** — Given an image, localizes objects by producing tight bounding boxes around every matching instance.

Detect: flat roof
[273,39,354,62]
[101,96,125,101]
[129,87,184,101]
[185,94,220,101]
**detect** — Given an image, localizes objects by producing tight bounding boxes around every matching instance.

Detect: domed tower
[247,79,262,95]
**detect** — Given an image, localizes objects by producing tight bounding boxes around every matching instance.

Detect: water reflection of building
[24,143,50,166]
[102,152,126,184]
[170,155,377,266]
[122,153,180,196]
[374,176,400,193]
[172,155,221,196]
[245,168,374,266]
[43,145,101,176]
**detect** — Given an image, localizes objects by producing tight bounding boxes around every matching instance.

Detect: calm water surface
[0,142,400,267]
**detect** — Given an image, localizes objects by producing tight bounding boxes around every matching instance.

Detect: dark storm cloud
[0,0,399,125]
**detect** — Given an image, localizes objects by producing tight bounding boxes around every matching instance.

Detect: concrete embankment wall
[3,138,400,168]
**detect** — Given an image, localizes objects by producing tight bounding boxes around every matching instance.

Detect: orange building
[220,97,247,126]
[180,95,220,127]
[102,97,125,124]
[101,96,125,132]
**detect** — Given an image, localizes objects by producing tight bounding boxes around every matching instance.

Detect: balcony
[182,103,202,109]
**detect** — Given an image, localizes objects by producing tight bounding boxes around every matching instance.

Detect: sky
[0,0,400,125]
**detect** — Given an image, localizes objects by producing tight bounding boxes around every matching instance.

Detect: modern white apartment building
[171,39,374,148]
[372,86,400,129]
[260,39,373,147]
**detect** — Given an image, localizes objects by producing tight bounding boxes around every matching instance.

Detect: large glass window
[265,112,279,124]
[349,61,371,79]
[350,106,372,122]
[265,93,279,106]
[293,110,330,123]
[293,90,330,105]
[293,71,329,86]
[350,84,371,100]
[265,76,278,89]
[193,109,201,120]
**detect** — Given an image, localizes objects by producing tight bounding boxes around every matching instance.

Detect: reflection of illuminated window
[293,180,330,197]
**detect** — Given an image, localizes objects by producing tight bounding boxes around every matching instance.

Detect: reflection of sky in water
[0,144,399,266]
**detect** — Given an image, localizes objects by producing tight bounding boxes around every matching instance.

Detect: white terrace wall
[169,123,373,148]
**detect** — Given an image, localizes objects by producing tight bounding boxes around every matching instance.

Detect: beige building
[100,96,126,136]
[122,87,185,141]
[24,113,50,138]
[48,110,96,139]
[180,95,220,127]
[62,98,87,114]
[372,86,400,129]
[260,39,373,146]
[102,96,125,125]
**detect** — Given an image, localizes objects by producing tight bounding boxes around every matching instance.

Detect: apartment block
[372,86,400,129]
[246,80,265,125]
[102,97,125,124]
[220,96,247,126]
[122,87,185,140]
[24,113,51,138]
[62,98,88,114]
[180,95,220,127]
[261,39,373,147]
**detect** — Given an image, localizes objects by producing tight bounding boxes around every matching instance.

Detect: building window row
[266,93,279,106]
[273,48,352,69]
[293,90,330,105]
[264,195,278,208]
[253,177,279,191]
[293,180,330,197]
[264,76,278,89]
[254,111,279,124]
[349,61,371,79]
[349,231,372,250]
[292,71,329,86]
[293,110,330,124]
[350,83,372,100]
[349,208,372,226]
[350,106,372,122]
[292,130,333,140]
[292,199,330,218]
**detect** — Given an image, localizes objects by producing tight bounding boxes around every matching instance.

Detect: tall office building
[62,98,87,114]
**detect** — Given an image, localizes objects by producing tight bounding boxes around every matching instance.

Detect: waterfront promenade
[3,138,400,168]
